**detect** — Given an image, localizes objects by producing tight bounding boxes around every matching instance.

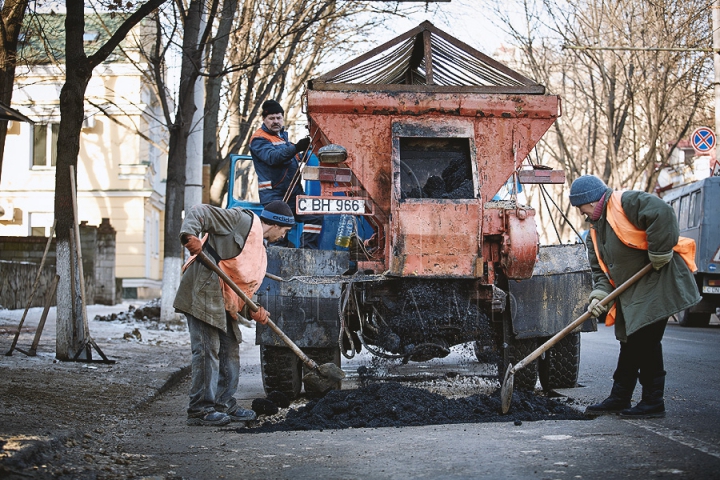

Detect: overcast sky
[368,0,509,57]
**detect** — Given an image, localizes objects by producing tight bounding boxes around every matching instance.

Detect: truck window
[678,195,689,230]
[671,199,680,220]
[399,137,474,200]
[688,190,701,228]
[232,157,259,203]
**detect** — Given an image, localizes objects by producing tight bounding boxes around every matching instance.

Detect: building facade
[0,14,167,299]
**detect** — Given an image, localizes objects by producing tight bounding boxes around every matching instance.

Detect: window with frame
[678,195,689,230]
[32,123,59,167]
[688,190,701,228]
[399,137,474,200]
[29,212,53,237]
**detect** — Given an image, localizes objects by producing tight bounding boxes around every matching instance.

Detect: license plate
[703,286,720,294]
[296,196,367,215]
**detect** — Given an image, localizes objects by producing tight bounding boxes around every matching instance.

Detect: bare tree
[204,0,397,206]
[493,0,713,242]
[54,0,167,359]
[0,0,30,183]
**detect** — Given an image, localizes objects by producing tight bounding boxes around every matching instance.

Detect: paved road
[109,318,720,479]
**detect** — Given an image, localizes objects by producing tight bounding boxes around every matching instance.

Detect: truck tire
[676,309,711,328]
[538,332,581,390]
[302,347,342,394]
[497,331,538,391]
[260,345,302,400]
[473,340,498,364]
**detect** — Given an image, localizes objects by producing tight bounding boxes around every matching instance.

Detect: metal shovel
[500,263,653,414]
[195,251,346,393]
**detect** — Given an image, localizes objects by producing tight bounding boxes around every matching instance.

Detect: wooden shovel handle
[513,263,653,373]
[194,251,318,371]
[196,251,259,312]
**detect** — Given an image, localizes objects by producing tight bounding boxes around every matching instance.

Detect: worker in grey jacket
[174,201,294,426]
[570,175,700,419]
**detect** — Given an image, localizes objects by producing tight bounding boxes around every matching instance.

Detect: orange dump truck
[254,22,595,398]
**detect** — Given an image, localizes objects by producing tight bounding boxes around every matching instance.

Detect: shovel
[500,263,653,414]
[195,251,345,393]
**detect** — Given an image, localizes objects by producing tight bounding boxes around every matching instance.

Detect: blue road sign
[691,127,716,154]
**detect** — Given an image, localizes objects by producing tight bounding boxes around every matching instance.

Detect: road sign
[691,127,716,154]
[712,160,720,177]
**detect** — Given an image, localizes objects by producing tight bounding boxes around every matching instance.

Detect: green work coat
[586,188,701,342]
[173,205,255,338]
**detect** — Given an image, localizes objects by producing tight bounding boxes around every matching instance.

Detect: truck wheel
[260,345,302,400]
[538,332,580,390]
[302,347,343,394]
[473,340,497,363]
[676,309,711,328]
[498,336,538,391]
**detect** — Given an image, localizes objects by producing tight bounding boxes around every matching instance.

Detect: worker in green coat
[569,175,700,419]
[174,201,294,426]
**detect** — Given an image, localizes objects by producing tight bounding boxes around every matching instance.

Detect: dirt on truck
[235,21,596,400]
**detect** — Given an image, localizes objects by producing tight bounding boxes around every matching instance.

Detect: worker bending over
[174,201,294,426]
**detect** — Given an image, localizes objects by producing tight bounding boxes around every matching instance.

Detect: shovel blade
[302,363,346,396]
[500,364,514,414]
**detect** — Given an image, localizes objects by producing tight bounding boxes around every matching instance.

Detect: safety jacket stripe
[250,128,287,145]
[302,224,322,234]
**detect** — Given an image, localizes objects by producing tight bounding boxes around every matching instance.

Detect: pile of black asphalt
[240,380,589,433]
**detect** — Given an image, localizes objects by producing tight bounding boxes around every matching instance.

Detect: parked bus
[662,176,720,326]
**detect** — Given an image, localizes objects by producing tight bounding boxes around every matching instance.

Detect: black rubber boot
[620,375,666,419]
[585,381,634,416]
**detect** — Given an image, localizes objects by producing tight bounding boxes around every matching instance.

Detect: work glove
[648,250,673,271]
[294,137,311,153]
[587,289,611,318]
[182,234,202,256]
[250,306,269,325]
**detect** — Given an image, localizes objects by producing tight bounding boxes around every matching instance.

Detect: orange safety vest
[590,191,697,326]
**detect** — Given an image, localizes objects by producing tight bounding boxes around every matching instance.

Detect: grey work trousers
[186,313,241,417]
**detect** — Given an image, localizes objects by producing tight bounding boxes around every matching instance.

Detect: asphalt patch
[239,381,589,433]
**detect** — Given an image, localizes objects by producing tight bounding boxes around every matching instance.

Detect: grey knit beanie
[569,175,608,207]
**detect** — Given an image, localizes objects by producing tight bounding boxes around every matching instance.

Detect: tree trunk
[159,0,208,322]
[203,0,238,183]
[55,0,93,360]
[54,0,168,357]
[0,0,30,183]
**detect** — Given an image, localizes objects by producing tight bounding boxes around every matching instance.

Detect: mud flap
[507,244,596,339]
[255,246,349,348]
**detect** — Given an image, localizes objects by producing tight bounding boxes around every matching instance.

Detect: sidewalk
[0,300,258,472]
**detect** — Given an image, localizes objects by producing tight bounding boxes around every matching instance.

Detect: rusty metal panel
[474,117,557,204]
[389,202,482,277]
[517,168,566,184]
[501,209,539,280]
[307,90,559,118]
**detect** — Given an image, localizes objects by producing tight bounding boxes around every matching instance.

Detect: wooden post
[69,166,90,340]
[5,220,56,356]
[15,274,60,357]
